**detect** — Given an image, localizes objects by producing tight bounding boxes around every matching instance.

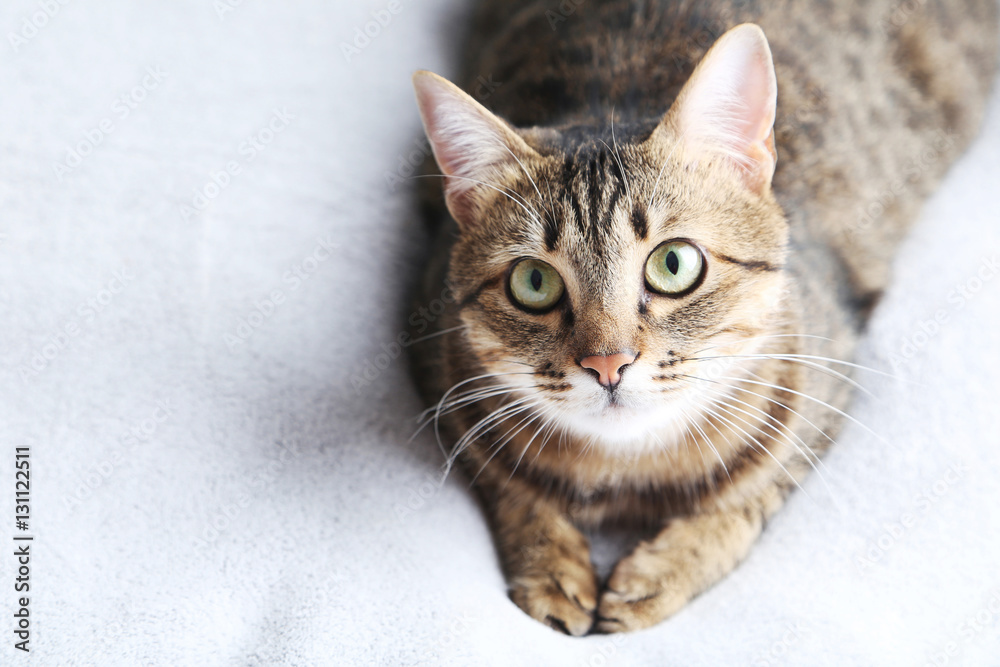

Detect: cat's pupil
[665,251,680,275]
[530,269,543,291]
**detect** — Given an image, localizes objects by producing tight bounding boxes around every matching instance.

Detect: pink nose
[579,352,638,388]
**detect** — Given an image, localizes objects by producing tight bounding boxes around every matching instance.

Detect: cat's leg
[596,482,785,633]
[489,487,599,636]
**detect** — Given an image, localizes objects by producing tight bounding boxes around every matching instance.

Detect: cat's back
[458,0,999,295]
[461,0,997,125]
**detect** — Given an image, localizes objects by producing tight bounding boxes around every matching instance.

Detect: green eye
[645,241,704,295]
[509,259,565,311]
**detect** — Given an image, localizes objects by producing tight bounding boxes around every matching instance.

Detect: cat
[407,0,998,635]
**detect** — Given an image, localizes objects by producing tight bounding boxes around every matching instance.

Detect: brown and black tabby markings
[407,0,998,635]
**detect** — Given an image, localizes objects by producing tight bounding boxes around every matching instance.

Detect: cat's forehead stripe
[558,145,633,257]
[543,208,561,251]
[567,192,587,251]
[630,205,649,240]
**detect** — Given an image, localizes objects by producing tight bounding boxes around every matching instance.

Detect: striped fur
[409,0,998,634]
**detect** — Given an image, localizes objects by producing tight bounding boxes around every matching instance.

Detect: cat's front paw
[509,560,598,636]
[595,541,691,633]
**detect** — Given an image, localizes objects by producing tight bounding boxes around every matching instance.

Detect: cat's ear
[659,23,778,194]
[412,70,540,228]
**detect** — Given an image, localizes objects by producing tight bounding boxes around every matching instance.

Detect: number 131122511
[15,448,30,525]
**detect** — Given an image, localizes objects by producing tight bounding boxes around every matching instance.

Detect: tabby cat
[407,0,998,635]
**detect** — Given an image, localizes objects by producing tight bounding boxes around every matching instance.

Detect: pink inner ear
[674,25,777,183]
[414,78,494,178]
[734,47,776,147]
[412,72,523,225]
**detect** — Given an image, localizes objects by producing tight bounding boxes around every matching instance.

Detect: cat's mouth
[548,385,701,450]
[604,393,627,409]
[597,400,647,420]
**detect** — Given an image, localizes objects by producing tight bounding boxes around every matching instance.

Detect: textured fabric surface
[1,1,998,665]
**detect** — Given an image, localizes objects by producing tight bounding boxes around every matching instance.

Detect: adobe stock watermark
[61,400,175,512]
[179,107,295,221]
[385,138,432,192]
[775,85,827,137]
[53,65,169,181]
[213,0,244,21]
[854,461,968,573]
[750,621,809,667]
[340,0,406,63]
[425,610,478,660]
[308,568,349,609]
[350,280,459,392]
[888,254,999,371]
[385,74,501,191]
[670,0,754,70]
[7,0,72,53]
[546,0,586,30]
[224,234,339,351]
[16,267,136,382]
[923,587,1000,666]
[579,634,627,666]
[193,441,302,552]
[879,0,927,35]
[847,129,957,245]
[393,470,450,523]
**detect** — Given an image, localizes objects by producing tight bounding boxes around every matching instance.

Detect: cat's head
[413,24,790,452]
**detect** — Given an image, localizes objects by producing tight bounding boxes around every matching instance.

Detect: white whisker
[648,126,692,209]
[676,372,839,450]
[678,401,732,484]
[500,143,559,229]
[716,375,887,445]
[692,351,895,380]
[687,333,835,358]
[694,382,837,501]
[469,402,547,484]
[413,173,543,225]
[413,371,535,460]
[449,395,538,463]
[689,353,875,398]
[500,409,555,489]
[700,400,810,500]
[407,324,470,346]
[604,108,635,209]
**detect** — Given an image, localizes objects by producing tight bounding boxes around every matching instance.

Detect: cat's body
[409,0,998,634]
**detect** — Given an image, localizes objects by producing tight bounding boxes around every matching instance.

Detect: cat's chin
[557,398,693,455]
